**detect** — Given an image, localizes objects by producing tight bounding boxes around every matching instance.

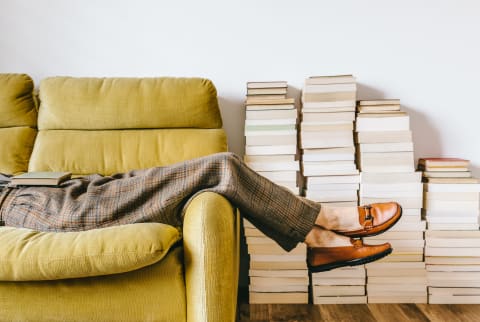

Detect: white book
[247,81,287,89]
[246,104,295,111]
[360,190,423,199]
[302,153,355,162]
[303,162,358,177]
[355,131,412,144]
[306,183,359,191]
[301,138,354,149]
[367,276,427,285]
[306,75,355,85]
[301,123,353,131]
[302,106,355,113]
[424,183,480,193]
[304,83,357,93]
[361,183,423,193]
[249,292,308,304]
[245,134,296,146]
[356,114,410,132]
[425,247,480,257]
[313,296,367,305]
[305,190,359,202]
[360,171,422,184]
[246,109,297,120]
[424,200,479,212]
[247,161,300,172]
[245,118,296,126]
[358,142,414,153]
[245,129,296,136]
[367,296,427,304]
[302,112,356,123]
[388,221,426,232]
[427,223,479,231]
[425,230,480,238]
[427,265,480,272]
[306,175,360,185]
[249,285,308,293]
[428,222,479,230]
[423,209,480,217]
[426,237,480,248]
[429,295,480,304]
[403,208,422,216]
[365,262,425,270]
[312,278,366,286]
[302,101,356,109]
[245,145,297,155]
[249,270,308,278]
[257,171,297,182]
[426,216,479,224]
[425,191,480,201]
[250,276,309,286]
[313,285,365,297]
[244,154,295,162]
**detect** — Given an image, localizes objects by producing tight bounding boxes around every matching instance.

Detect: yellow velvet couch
[0,74,240,322]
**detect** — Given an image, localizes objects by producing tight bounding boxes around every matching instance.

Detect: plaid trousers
[0,152,320,251]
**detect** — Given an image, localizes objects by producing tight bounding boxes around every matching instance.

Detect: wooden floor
[238,303,480,322]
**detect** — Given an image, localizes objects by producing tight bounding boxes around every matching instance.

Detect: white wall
[1,0,479,175]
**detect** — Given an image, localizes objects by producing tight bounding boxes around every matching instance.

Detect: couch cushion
[29,128,227,175]
[0,223,181,281]
[0,246,187,322]
[0,127,37,174]
[38,77,222,130]
[0,73,37,127]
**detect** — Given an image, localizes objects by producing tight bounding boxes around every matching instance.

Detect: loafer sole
[308,247,393,273]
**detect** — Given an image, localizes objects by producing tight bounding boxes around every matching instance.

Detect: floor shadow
[402,105,443,167]
[357,83,385,100]
[218,96,245,156]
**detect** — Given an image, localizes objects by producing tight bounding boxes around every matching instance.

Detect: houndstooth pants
[0,152,320,251]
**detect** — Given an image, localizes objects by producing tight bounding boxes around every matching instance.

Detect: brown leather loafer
[307,239,392,272]
[333,202,402,238]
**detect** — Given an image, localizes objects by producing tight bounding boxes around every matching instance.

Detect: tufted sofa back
[27,76,227,175]
[0,74,37,174]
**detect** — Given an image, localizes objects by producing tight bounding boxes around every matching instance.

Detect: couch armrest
[183,191,240,322]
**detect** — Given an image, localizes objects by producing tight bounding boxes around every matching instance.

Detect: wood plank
[316,304,377,322]
[417,304,480,322]
[368,304,429,322]
[239,303,480,321]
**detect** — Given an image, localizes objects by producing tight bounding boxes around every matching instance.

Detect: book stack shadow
[300,75,365,304]
[356,99,427,303]
[420,158,480,304]
[243,81,308,304]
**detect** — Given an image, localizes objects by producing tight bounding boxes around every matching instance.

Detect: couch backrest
[0,74,37,174]
[29,77,227,175]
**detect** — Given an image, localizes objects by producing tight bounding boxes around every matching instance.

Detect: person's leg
[2,152,400,262]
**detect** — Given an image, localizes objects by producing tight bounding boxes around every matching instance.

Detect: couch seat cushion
[0,223,181,281]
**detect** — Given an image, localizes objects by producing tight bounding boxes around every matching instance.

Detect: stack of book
[420,158,480,304]
[311,266,367,304]
[247,81,288,100]
[300,75,359,207]
[356,99,427,303]
[244,219,309,304]
[300,75,362,303]
[244,81,308,304]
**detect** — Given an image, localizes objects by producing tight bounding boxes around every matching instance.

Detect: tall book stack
[244,81,308,304]
[356,99,427,303]
[300,75,364,303]
[420,158,480,304]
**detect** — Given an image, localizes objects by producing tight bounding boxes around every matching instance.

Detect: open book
[10,172,72,186]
